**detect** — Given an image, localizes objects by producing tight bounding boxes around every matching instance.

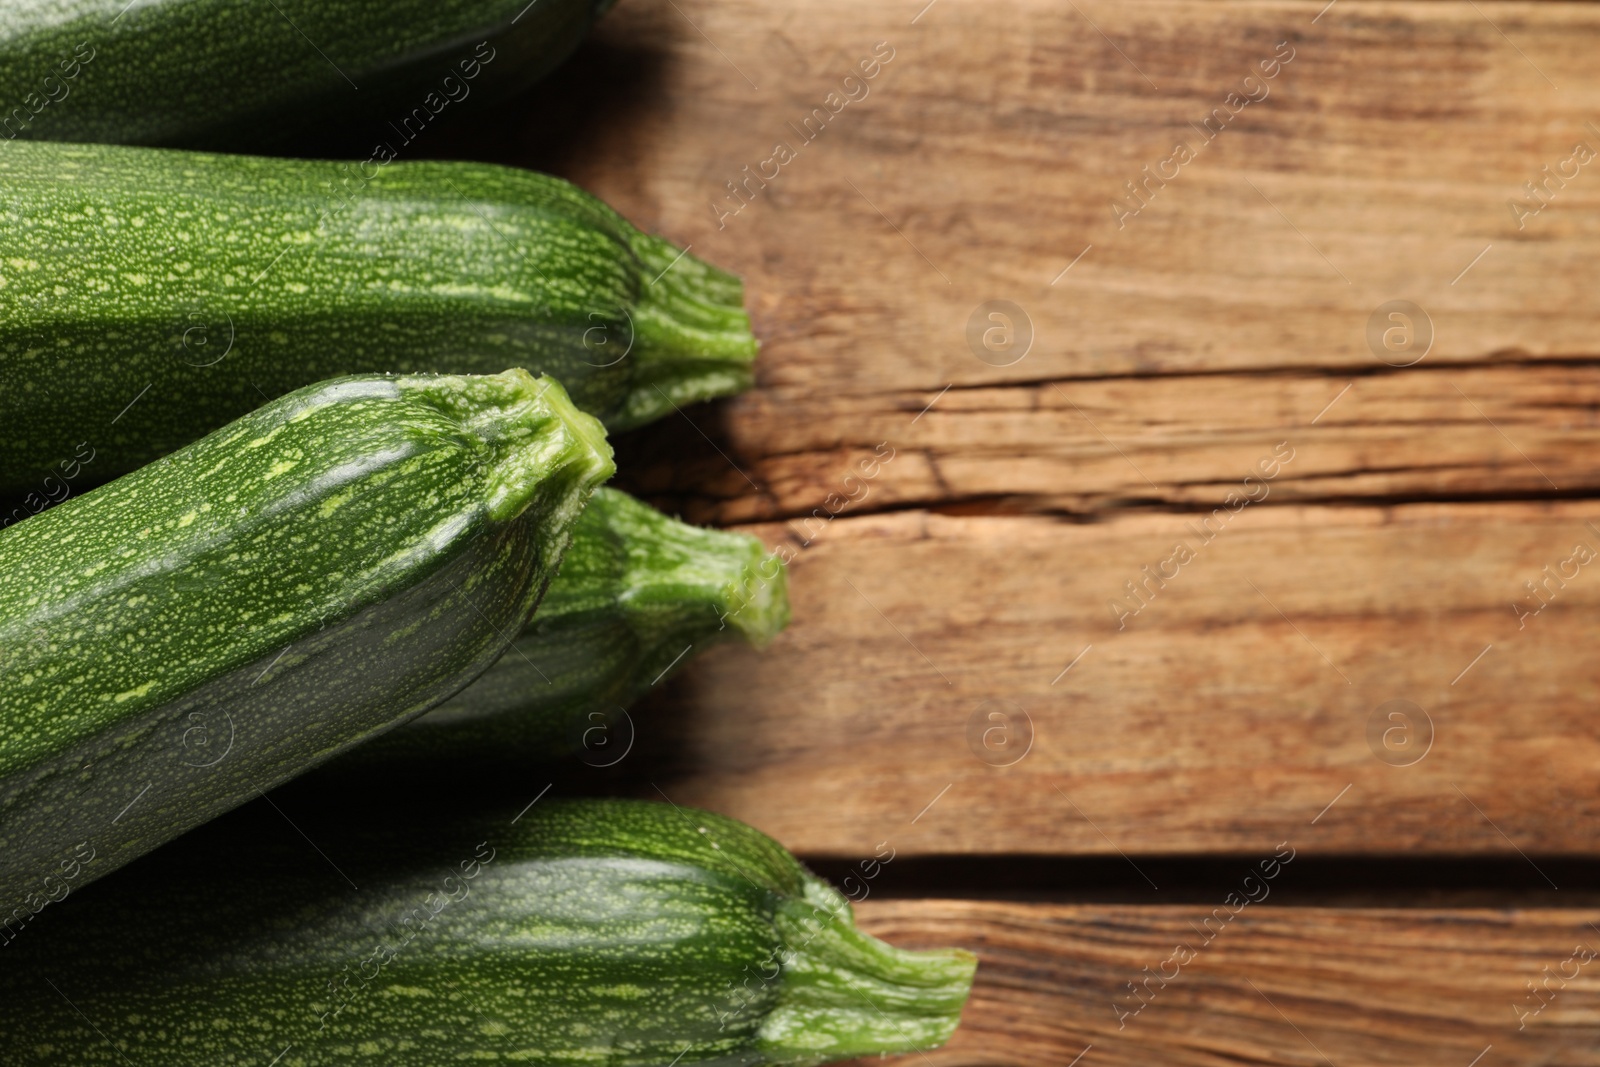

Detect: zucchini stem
[624,232,760,429]
[599,488,790,651]
[760,879,978,1065]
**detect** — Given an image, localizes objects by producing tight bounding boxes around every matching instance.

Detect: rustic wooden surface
[426,0,1600,858]
[639,503,1600,857]
[418,0,1600,1060]
[847,900,1600,1066]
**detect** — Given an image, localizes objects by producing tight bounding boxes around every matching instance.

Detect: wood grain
[641,503,1600,857]
[511,0,1600,389]
[846,900,1600,1067]
[422,0,1600,856]
[616,361,1600,524]
[503,0,1600,524]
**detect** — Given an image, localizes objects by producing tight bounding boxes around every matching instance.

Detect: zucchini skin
[346,487,790,767]
[0,799,975,1067]
[0,369,613,922]
[0,0,611,149]
[0,139,755,496]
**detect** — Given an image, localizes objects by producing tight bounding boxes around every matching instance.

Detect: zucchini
[0,798,975,1066]
[0,368,614,920]
[0,0,613,149]
[0,139,755,495]
[346,487,790,768]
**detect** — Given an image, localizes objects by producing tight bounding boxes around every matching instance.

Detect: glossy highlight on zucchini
[0,798,976,1067]
[0,0,615,149]
[0,139,756,494]
[346,487,790,768]
[0,369,614,920]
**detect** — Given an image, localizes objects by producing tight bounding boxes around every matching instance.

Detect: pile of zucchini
[0,4,975,1066]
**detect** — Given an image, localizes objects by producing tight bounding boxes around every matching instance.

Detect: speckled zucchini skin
[343,487,790,768]
[0,369,613,923]
[0,0,612,148]
[0,139,755,495]
[0,799,975,1067]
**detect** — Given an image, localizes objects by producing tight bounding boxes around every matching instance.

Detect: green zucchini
[0,798,975,1066]
[344,487,789,768]
[0,368,613,921]
[0,139,755,496]
[0,0,613,149]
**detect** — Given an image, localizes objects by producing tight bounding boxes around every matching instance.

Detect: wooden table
[423,0,1600,1061]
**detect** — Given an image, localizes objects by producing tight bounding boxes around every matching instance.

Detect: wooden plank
[474,0,1600,393]
[435,0,1600,521]
[614,362,1600,524]
[640,503,1600,856]
[845,900,1600,1067]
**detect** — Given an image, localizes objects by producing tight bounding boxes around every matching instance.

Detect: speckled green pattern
[0,139,755,494]
[341,488,790,767]
[0,799,975,1067]
[0,369,614,922]
[0,0,610,148]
